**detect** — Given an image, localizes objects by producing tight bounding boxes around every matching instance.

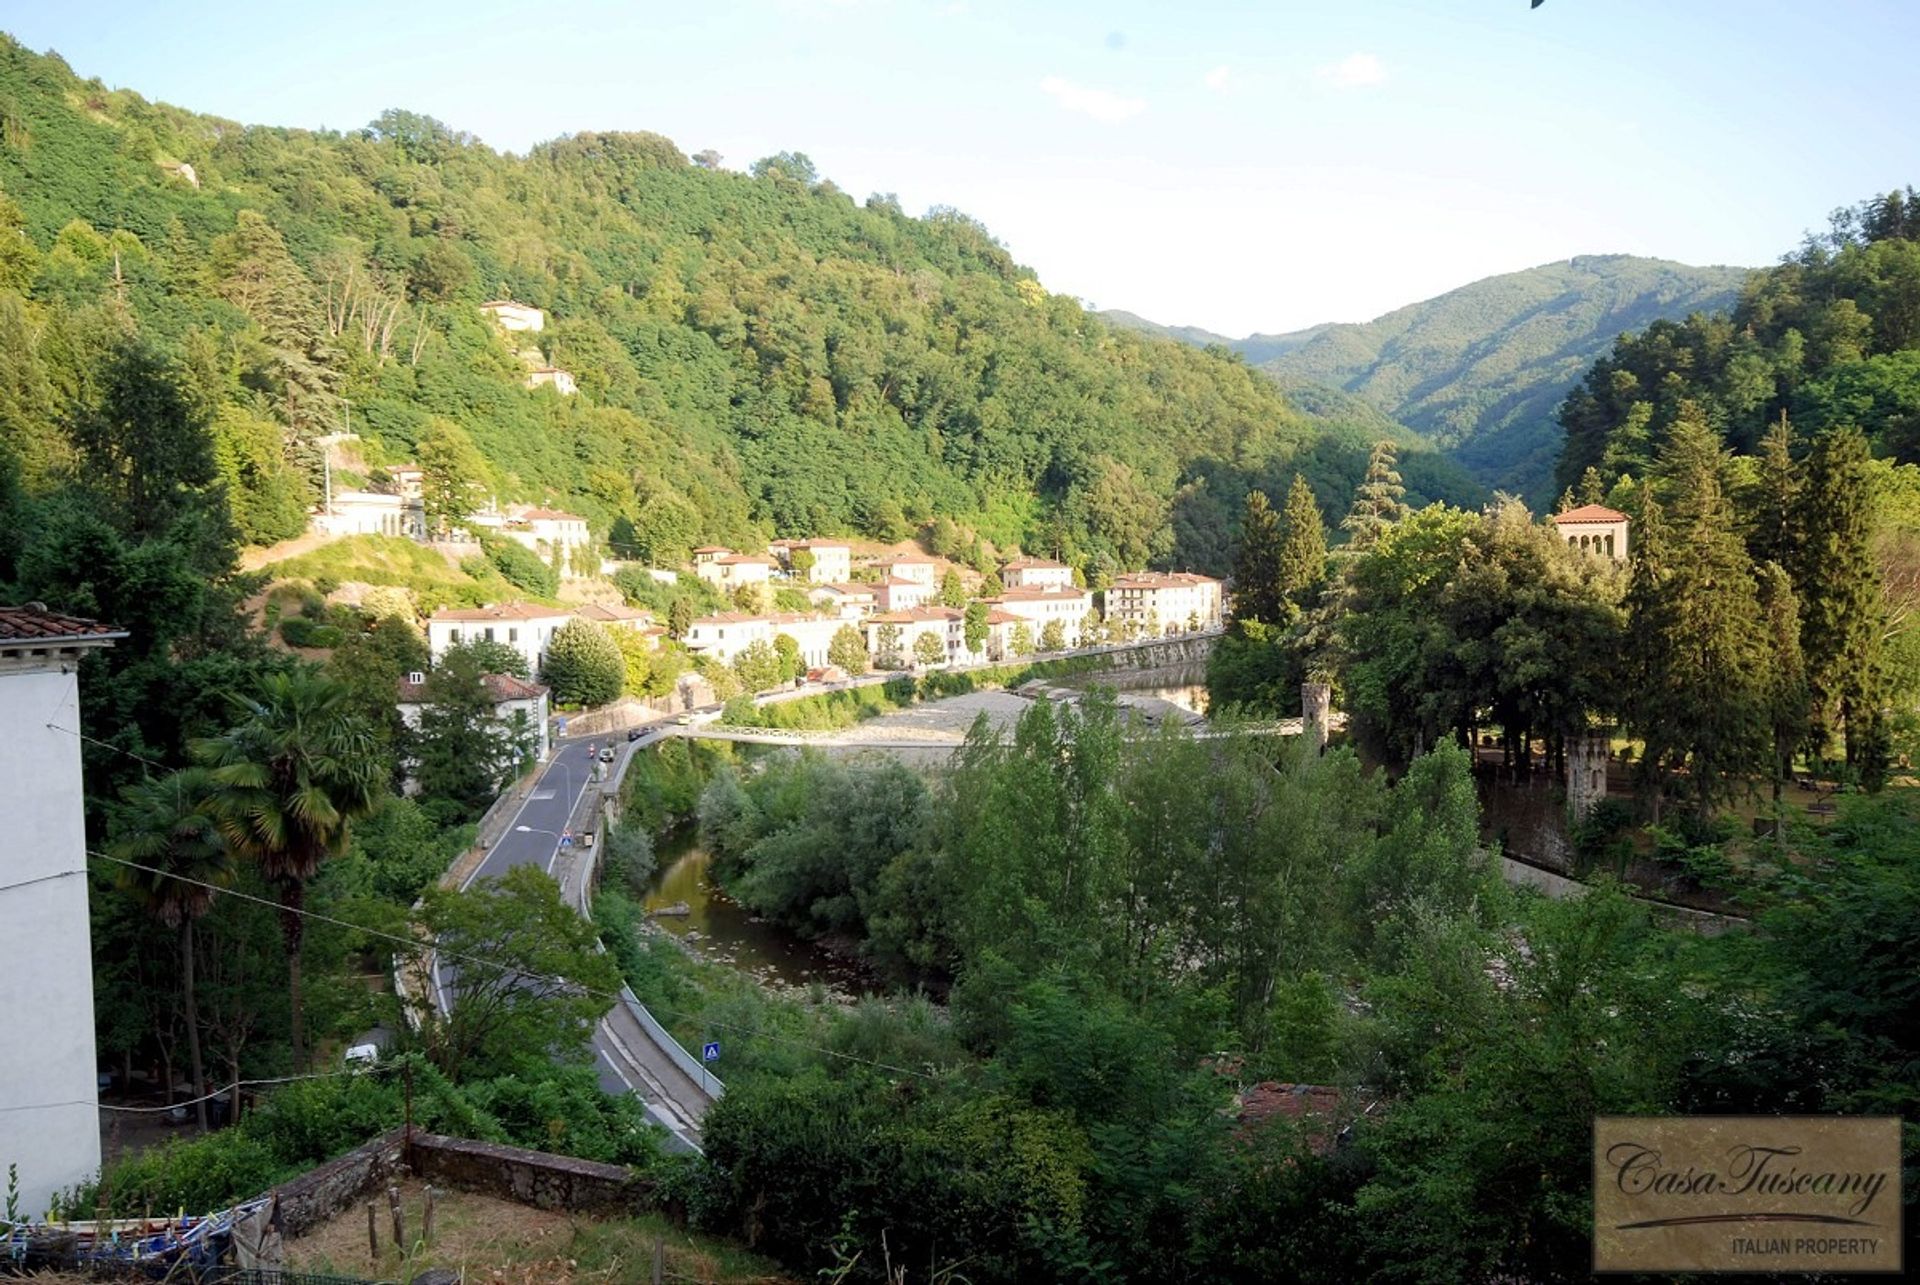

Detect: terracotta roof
[429,602,571,623]
[812,582,876,597]
[870,606,962,624]
[0,605,127,647]
[715,554,776,566]
[690,612,770,626]
[398,672,548,703]
[996,586,1093,602]
[573,603,652,622]
[519,507,586,522]
[985,608,1023,626]
[1551,503,1629,525]
[1003,556,1068,570]
[1110,572,1221,589]
[692,545,732,554]
[876,555,935,565]
[771,538,848,550]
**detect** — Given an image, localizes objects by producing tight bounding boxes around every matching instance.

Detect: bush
[486,538,560,599]
[542,618,624,706]
[279,616,345,648]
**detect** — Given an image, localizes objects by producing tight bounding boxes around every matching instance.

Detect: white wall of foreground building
[0,662,103,1217]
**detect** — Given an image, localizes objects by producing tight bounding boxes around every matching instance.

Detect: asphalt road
[433,730,716,1150]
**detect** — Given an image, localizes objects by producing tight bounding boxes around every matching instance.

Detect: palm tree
[110,768,232,1132]
[197,670,381,1068]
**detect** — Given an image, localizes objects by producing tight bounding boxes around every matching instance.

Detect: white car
[344,1043,380,1067]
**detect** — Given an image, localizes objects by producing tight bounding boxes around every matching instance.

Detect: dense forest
[1111,255,1748,502]
[0,34,1478,584]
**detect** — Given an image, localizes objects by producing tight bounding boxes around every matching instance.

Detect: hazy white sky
[6,0,1915,334]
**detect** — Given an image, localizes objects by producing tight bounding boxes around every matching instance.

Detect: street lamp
[513,824,567,876]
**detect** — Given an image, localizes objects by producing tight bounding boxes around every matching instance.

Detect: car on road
[599,746,615,763]
[627,727,644,742]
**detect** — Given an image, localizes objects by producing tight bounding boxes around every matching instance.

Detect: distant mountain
[1108,255,1752,502]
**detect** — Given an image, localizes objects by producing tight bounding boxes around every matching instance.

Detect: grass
[274,535,534,611]
[289,1181,794,1284]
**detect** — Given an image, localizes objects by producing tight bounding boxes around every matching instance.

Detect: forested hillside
[1558,190,1920,485]
[1111,256,1748,501]
[0,35,1478,581]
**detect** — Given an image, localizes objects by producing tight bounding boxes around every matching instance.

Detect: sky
[3,0,1915,335]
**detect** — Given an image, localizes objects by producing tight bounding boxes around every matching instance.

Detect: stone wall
[406,1133,658,1218]
[270,1128,407,1237]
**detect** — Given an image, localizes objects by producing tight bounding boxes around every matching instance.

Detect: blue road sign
[560,828,573,848]
[556,716,568,737]
[702,1041,721,1063]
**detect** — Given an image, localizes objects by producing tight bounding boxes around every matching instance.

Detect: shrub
[279,616,345,648]
[486,537,559,598]
[542,618,624,706]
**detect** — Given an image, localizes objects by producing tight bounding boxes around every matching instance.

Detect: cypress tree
[1277,473,1327,605]
[1577,465,1607,506]
[1745,411,1801,573]
[1342,441,1409,550]
[1795,424,1884,772]
[1230,488,1285,628]
[1623,414,1771,818]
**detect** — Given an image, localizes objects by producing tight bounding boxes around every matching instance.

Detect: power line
[0,868,84,897]
[89,850,935,1082]
[46,721,174,776]
[0,1068,388,1118]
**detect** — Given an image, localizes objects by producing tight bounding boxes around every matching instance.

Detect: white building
[426,602,574,676]
[693,553,776,589]
[313,489,426,540]
[0,605,125,1218]
[383,464,425,500]
[395,671,552,784]
[866,606,965,668]
[480,300,545,333]
[766,614,849,670]
[690,545,732,566]
[1001,557,1073,590]
[1551,504,1631,561]
[525,367,578,396]
[684,612,775,665]
[870,556,938,586]
[874,577,934,612]
[499,508,593,579]
[1105,572,1224,635]
[769,540,853,584]
[572,602,654,633]
[808,582,878,619]
[986,586,1094,634]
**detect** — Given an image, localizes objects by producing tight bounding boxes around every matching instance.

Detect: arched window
[1605,533,1615,557]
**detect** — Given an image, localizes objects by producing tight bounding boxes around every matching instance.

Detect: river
[641,828,876,996]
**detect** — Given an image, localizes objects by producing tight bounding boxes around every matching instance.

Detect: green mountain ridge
[0,35,1481,585]
[1107,255,1752,502]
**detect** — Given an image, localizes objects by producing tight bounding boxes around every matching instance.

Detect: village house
[691,545,732,566]
[394,670,551,788]
[524,366,578,395]
[980,606,1025,662]
[694,552,777,589]
[498,507,593,578]
[1551,503,1631,560]
[426,602,574,676]
[684,612,775,665]
[768,539,853,583]
[571,602,654,632]
[766,613,848,670]
[313,488,426,540]
[1105,572,1224,635]
[874,576,935,612]
[479,299,545,333]
[865,605,966,668]
[808,581,879,618]
[382,464,426,500]
[869,555,939,586]
[985,585,1094,634]
[0,605,125,1217]
[1002,556,1074,590]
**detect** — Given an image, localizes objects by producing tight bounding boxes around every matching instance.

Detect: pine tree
[1341,441,1409,551]
[1753,562,1807,815]
[1556,487,1576,514]
[1277,473,1327,605]
[1745,411,1801,572]
[1795,424,1884,772]
[1623,414,1771,818]
[1230,489,1285,628]
[1577,465,1607,506]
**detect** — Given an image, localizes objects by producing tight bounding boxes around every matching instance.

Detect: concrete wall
[0,662,102,1218]
[271,1128,408,1237]
[408,1134,657,1217]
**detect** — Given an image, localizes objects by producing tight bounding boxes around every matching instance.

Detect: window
[484,627,495,641]
[449,628,462,644]
[509,628,519,643]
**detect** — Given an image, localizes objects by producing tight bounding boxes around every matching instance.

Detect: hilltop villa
[426,602,574,675]
[1551,504,1630,560]
[1105,572,1224,635]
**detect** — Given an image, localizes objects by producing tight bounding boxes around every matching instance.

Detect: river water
[642,828,876,995]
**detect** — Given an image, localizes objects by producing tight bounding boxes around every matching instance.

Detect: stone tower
[1301,681,1331,756]
[1566,733,1611,823]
